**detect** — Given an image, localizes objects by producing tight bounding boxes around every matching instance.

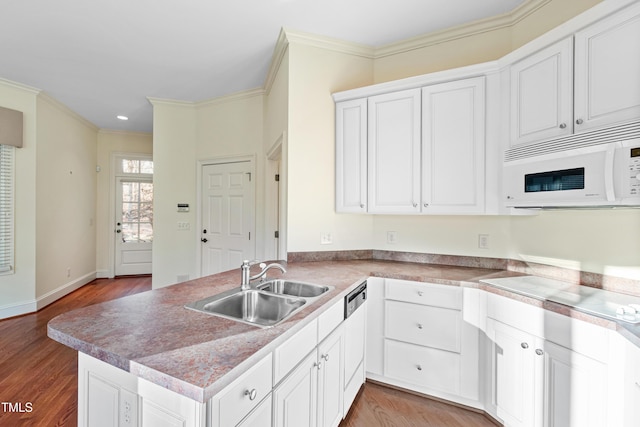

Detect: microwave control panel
[630,147,640,197]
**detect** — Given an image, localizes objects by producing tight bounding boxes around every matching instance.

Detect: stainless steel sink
[185,279,334,327]
[257,279,331,298]
[185,289,306,327]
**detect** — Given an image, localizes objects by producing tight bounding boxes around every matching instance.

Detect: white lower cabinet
[343,301,366,415]
[273,324,344,427]
[367,278,480,407]
[486,295,608,427]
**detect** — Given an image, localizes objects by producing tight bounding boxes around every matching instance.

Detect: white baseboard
[0,299,37,320]
[96,269,112,279]
[37,271,97,310]
[0,271,97,320]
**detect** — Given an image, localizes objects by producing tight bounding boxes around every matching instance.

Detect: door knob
[201,238,208,243]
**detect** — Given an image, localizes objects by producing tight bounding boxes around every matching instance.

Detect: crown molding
[146,97,197,107]
[0,77,41,95]
[195,87,264,108]
[283,28,375,58]
[263,28,290,96]
[374,0,552,58]
[37,92,98,132]
[98,129,152,137]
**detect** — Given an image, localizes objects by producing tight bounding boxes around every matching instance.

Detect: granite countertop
[47,259,640,402]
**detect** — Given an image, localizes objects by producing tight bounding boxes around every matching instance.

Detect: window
[0,145,14,273]
[121,158,153,174]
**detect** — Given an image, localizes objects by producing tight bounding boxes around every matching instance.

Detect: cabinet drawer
[273,319,318,385]
[384,339,460,395]
[385,300,461,353]
[385,279,462,309]
[217,353,273,427]
[318,299,343,343]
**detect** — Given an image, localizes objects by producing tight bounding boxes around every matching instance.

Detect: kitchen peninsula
[48,255,640,427]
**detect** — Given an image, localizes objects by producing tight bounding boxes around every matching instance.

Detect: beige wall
[0,81,38,313]
[287,43,374,252]
[96,130,153,276]
[35,95,98,298]
[151,100,197,288]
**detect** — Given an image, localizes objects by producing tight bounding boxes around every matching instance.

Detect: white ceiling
[0,0,525,133]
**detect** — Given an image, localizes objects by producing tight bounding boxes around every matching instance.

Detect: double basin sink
[185,280,333,327]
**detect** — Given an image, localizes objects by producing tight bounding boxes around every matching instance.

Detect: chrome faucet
[240,260,287,290]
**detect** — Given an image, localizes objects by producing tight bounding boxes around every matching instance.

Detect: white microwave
[503,139,640,208]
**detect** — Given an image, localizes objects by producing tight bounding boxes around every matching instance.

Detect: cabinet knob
[521,342,529,349]
[535,349,544,356]
[417,365,422,371]
[321,353,330,362]
[423,203,429,208]
[576,118,584,125]
[417,324,423,329]
[417,291,424,297]
[412,202,418,208]
[559,123,567,129]
[314,361,322,370]
[244,389,257,401]
[360,203,365,209]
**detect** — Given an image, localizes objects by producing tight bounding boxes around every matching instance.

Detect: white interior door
[115,178,153,275]
[201,161,255,276]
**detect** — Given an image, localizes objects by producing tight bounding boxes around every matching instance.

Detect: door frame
[108,152,153,278]
[266,132,288,261]
[196,154,256,278]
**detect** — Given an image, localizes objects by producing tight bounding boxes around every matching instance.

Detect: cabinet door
[574,2,640,133]
[317,326,344,427]
[368,89,421,213]
[336,99,367,213]
[365,278,385,376]
[273,352,317,427]
[487,319,540,427]
[510,37,573,146]
[344,302,366,385]
[543,341,606,427]
[421,77,486,214]
[237,394,272,427]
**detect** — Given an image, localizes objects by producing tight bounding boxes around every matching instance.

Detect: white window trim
[0,145,15,274]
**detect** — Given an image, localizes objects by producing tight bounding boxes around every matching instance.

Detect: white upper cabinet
[367,89,422,214]
[510,37,574,146]
[574,2,640,133]
[422,77,486,214]
[510,2,640,146]
[335,99,367,213]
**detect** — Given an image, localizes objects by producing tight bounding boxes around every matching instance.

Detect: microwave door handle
[604,144,616,202]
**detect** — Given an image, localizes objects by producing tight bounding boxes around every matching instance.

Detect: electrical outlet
[478,234,489,249]
[320,232,333,245]
[119,389,138,426]
[387,231,398,244]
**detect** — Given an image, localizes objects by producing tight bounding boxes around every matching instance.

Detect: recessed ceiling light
[116,115,129,121]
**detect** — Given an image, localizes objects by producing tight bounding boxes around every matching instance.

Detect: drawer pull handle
[521,342,529,349]
[417,365,422,371]
[244,389,257,401]
[417,324,423,329]
[535,349,544,356]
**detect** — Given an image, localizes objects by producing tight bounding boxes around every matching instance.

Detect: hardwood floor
[341,382,499,427]
[1,275,498,427]
[0,276,151,426]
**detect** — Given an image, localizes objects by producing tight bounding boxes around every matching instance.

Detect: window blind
[0,145,14,273]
